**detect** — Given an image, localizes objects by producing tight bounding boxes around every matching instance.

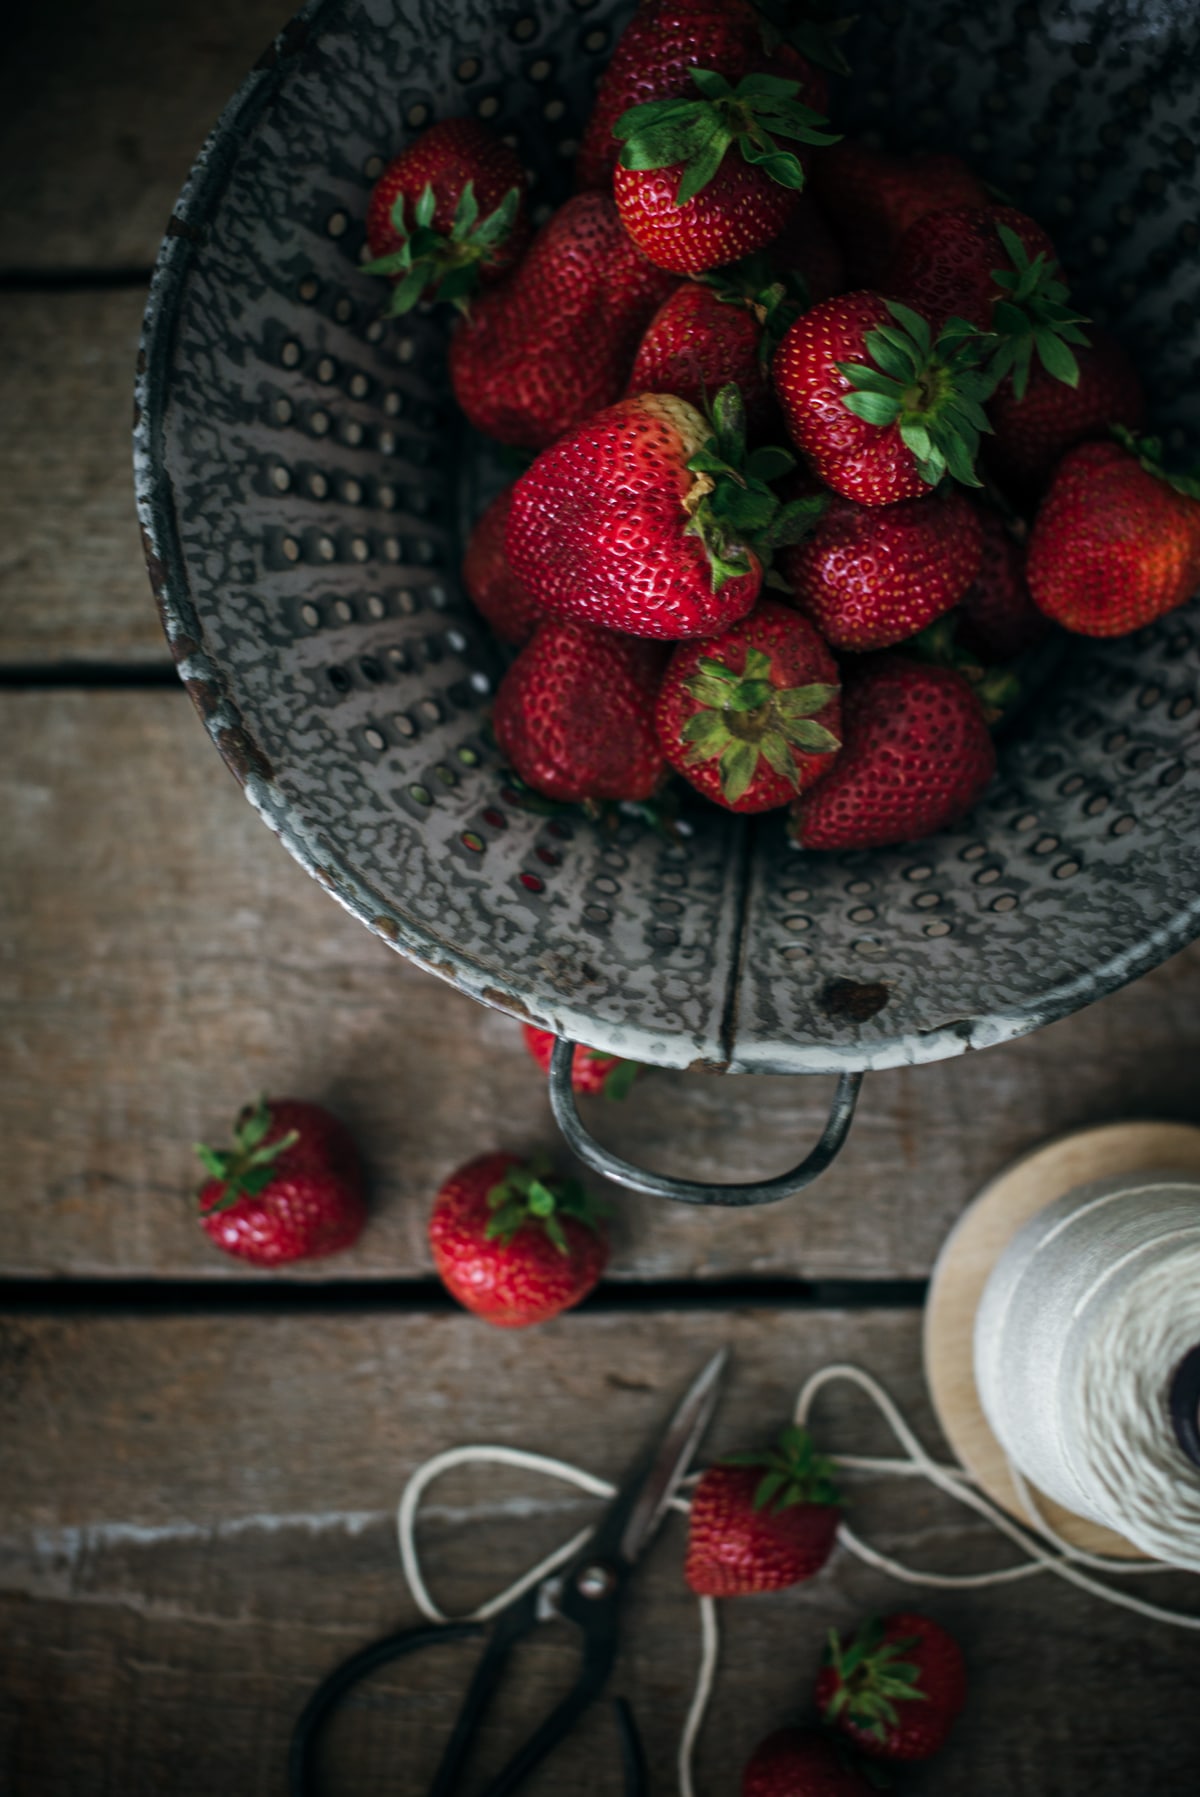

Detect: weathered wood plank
[1,1308,1196,1796]
[0,291,168,663]
[4,688,1200,1281]
[0,0,295,272]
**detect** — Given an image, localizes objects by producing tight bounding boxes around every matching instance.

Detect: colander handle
[548,1041,863,1207]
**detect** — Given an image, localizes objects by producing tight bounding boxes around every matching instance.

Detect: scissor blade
[614,1348,728,1569]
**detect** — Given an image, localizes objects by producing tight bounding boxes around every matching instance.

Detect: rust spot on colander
[140,525,166,598]
[184,676,219,721]
[373,915,399,940]
[218,725,274,785]
[821,979,891,1023]
[482,986,531,1018]
[687,1056,730,1074]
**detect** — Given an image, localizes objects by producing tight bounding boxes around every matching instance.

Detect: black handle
[548,1040,863,1207]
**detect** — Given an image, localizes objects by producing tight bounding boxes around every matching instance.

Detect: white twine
[395,1365,1200,1797]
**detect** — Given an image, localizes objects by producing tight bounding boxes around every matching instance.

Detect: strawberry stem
[682,648,840,803]
[684,383,827,590]
[721,1422,843,1510]
[484,1158,607,1257]
[194,1100,300,1215]
[362,179,521,315]
[822,1617,927,1741]
[987,223,1090,400]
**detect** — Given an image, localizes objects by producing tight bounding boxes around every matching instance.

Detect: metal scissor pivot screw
[576,1562,617,1599]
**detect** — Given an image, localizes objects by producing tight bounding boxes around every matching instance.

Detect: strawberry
[492,620,668,803]
[656,599,840,811]
[1025,432,1200,637]
[685,1423,842,1595]
[985,327,1147,502]
[955,502,1050,662]
[428,1151,608,1328]
[613,68,838,275]
[742,1728,874,1797]
[194,1099,365,1266]
[363,118,530,313]
[448,193,676,449]
[782,485,982,651]
[462,485,545,647]
[522,1025,643,1100]
[628,280,774,433]
[576,0,831,194]
[817,1611,967,1763]
[790,658,996,850]
[808,140,988,287]
[505,385,813,638]
[774,294,995,503]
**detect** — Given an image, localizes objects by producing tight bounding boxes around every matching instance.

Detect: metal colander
[134,0,1200,1201]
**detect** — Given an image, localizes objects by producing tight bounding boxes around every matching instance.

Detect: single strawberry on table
[656,599,840,812]
[493,620,668,803]
[429,1151,608,1327]
[773,294,996,505]
[448,192,676,449]
[741,1727,875,1797]
[984,326,1147,502]
[363,117,530,313]
[194,1098,366,1266]
[781,484,982,651]
[807,138,988,287]
[462,485,545,648]
[522,1025,643,1101]
[1025,430,1200,637]
[684,1423,842,1595]
[790,658,996,851]
[505,384,818,639]
[613,67,838,275]
[817,1611,967,1762]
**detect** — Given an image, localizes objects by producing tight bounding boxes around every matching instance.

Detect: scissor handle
[288,1619,483,1797]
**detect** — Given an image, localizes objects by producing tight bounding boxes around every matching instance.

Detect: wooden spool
[925,1120,1200,1559]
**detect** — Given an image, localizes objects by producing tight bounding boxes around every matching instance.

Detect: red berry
[493,620,668,804]
[522,1026,642,1100]
[985,328,1147,502]
[742,1728,875,1797]
[615,149,803,277]
[463,486,546,647]
[195,1099,365,1267]
[628,282,774,434]
[817,1611,967,1763]
[790,659,996,851]
[429,1151,608,1328]
[886,203,1058,337]
[957,503,1050,662]
[808,140,988,287]
[685,1424,842,1596]
[656,600,841,813]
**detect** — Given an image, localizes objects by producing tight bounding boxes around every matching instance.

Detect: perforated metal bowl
[134,0,1200,1202]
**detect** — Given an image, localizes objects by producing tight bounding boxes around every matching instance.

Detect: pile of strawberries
[362,0,1200,851]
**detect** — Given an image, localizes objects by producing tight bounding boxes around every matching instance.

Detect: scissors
[289,1348,727,1797]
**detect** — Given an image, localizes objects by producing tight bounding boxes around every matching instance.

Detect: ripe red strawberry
[363,118,530,313]
[613,68,837,275]
[195,1099,365,1266]
[429,1151,608,1328]
[956,503,1050,662]
[887,205,1059,335]
[790,659,996,850]
[656,600,840,811]
[774,294,995,504]
[493,620,668,803]
[1025,432,1200,637]
[685,1423,842,1595]
[505,386,811,638]
[448,193,676,449]
[985,327,1147,501]
[782,486,982,651]
[462,485,545,647]
[576,0,830,194]
[817,1611,967,1763]
[808,140,988,287]
[742,1728,874,1797]
[628,280,774,433]
[522,1025,643,1100]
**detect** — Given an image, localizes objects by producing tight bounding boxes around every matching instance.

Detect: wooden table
[3,6,1199,1792]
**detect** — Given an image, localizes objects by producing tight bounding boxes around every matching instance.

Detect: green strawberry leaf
[414,183,436,230]
[602,1059,642,1102]
[719,739,759,804]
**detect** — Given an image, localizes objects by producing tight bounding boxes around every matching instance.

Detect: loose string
[395,1365,1200,1797]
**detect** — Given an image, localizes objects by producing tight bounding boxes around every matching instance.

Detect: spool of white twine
[974,1170,1200,1568]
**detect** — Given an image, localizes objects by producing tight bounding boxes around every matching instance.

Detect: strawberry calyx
[753,2,857,76]
[685,382,828,589]
[836,300,996,489]
[362,179,522,315]
[682,645,840,804]
[722,1422,843,1510]
[484,1158,607,1257]
[987,223,1091,400]
[822,1616,927,1741]
[194,1100,299,1215]
[614,69,839,207]
[702,254,812,373]
[1110,425,1200,501]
